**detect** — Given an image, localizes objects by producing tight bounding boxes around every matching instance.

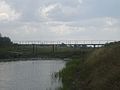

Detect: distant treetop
[0,34,12,45]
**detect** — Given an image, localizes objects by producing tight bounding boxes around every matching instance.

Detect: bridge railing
[13,40,116,45]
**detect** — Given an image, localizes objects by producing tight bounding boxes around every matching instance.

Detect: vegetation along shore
[59,41,120,90]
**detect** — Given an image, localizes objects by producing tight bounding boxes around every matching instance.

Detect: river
[0,59,66,90]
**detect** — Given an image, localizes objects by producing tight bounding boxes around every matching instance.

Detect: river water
[0,60,66,90]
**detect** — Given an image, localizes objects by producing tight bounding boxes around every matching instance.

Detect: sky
[0,0,120,41]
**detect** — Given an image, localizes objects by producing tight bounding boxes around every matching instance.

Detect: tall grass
[59,41,120,90]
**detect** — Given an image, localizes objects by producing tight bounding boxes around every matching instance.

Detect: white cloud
[50,24,71,35]
[1,17,120,41]
[37,1,86,21]
[78,0,83,4]
[0,0,120,41]
[105,17,118,26]
[38,3,61,19]
[0,0,21,21]
[49,22,86,37]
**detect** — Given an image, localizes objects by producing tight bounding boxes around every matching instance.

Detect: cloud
[38,2,86,21]
[50,24,72,35]
[0,0,21,21]
[105,17,118,26]
[0,0,120,41]
[78,0,83,4]
[48,17,120,40]
[50,23,85,36]
[38,3,61,19]
[0,16,119,41]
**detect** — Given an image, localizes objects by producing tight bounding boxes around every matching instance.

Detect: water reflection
[0,60,65,90]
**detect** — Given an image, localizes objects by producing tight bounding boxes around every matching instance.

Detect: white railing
[13,40,116,45]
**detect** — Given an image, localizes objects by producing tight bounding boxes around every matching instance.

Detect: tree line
[0,33,12,45]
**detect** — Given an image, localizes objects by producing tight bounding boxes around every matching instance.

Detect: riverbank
[0,57,70,62]
[59,41,120,90]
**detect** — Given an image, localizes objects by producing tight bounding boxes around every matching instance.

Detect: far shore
[0,57,70,62]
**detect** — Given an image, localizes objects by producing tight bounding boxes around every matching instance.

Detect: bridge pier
[52,44,55,53]
[93,45,96,48]
[32,44,37,56]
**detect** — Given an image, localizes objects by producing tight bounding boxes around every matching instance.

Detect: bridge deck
[13,40,115,45]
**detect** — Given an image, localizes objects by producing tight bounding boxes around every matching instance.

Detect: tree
[0,36,12,45]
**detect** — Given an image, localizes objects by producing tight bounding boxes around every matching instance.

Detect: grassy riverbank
[59,41,120,90]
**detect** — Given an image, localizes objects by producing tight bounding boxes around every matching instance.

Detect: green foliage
[60,41,120,90]
[0,36,12,45]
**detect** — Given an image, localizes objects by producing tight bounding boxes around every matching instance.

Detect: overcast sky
[0,0,120,41]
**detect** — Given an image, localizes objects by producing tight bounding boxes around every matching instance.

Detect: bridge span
[11,40,117,56]
[13,40,115,45]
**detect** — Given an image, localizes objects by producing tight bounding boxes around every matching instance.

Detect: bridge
[13,40,115,45]
[13,40,116,48]
[12,40,116,55]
